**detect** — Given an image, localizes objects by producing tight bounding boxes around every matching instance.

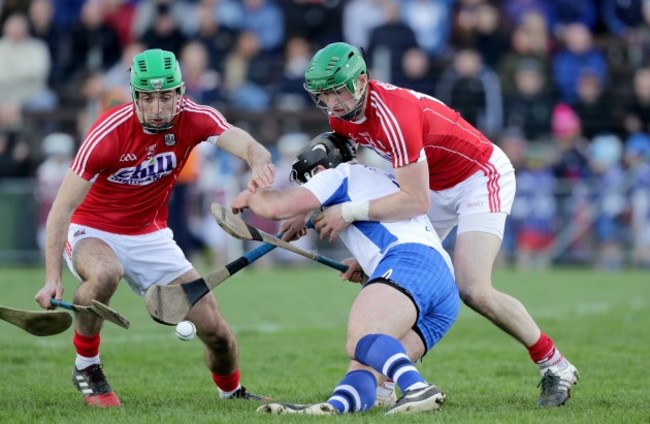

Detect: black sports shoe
[228,386,270,402]
[72,364,121,407]
[537,363,580,407]
[385,384,445,415]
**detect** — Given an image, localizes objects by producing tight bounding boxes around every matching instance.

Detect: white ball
[175,320,196,341]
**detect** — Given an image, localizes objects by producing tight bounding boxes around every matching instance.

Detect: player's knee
[457,283,491,310]
[87,265,122,292]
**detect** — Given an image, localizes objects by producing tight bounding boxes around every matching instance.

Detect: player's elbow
[412,196,430,216]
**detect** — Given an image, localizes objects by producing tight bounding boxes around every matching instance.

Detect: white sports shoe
[537,362,580,407]
[385,384,445,415]
[257,402,338,415]
[376,380,398,407]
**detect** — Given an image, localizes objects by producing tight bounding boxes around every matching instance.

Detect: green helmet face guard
[304,42,368,121]
[130,49,185,133]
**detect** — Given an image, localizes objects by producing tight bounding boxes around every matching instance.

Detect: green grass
[1,265,648,423]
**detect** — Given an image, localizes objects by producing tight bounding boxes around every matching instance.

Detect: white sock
[218,384,241,399]
[377,380,395,397]
[75,354,100,370]
[536,348,568,373]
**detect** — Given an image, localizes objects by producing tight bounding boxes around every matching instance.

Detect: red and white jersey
[70,98,231,235]
[329,80,494,191]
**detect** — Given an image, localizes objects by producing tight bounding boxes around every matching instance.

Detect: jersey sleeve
[70,123,115,181]
[301,168,350,207]
[188,101,232,144]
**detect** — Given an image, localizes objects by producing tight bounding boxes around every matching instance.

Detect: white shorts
[427,144,516,241]
[65,224,193,296]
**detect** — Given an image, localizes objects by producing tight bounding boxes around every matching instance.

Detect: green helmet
[130,49,184,132]
[130,49,183,95]
[304,42,368,121]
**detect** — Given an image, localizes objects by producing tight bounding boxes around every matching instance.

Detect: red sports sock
[212,369,240,392]
[73,331,100,358]
[527,332,555,363]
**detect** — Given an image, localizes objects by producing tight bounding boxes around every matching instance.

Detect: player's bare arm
[35,170,92,309]
[245,187,321,221]
[314,161,430,242]
[217,126,275,191]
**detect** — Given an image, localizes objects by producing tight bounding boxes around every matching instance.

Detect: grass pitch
[0,265,648,423]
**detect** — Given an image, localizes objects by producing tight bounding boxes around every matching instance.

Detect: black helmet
[290,132,356,184]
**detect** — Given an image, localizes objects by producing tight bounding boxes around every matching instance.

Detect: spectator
[402,0,455,58]
[281,0,343,46]
[502,0,552,29]
[550,103,590,182]
[35,133,75,250]
[138,1,187,57]
[550,0,598,38]
[436,48,503,139]
[27,0,64,86]
[132,0,196,41]
[0,105,30,178]
[623,66,650,136]
[190,0,239,74]
[103,41,146,94]
[549,103,592,263]
[241,0,285,54]
[272,36,313,111]
[454,1,510,68]
[497,13,551,98]
[180,41,221,105]
[103,0,138,48]
[504,58,554,141]
[58,0,122,84]
[393,47,437,95]
[625,132,650,268]
[0,13,57,112]
[342,0,388,49]
[587,134,626,270]
[573,70,619,140]
[222,31,273,111]
[552,23,607,104]
[366,0,418,83]
[500,129,557,269]
[600,0,644,39]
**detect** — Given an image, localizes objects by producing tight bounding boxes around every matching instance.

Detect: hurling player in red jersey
[34,49,274,407]
[295,42,578,408]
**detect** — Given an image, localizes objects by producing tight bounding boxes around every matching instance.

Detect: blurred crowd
[1,0,650,270]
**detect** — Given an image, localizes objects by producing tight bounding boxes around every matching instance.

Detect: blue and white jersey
[303,163,453,276]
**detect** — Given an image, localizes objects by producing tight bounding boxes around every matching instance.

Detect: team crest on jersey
[108,152,177,186]
[164,133,176,146]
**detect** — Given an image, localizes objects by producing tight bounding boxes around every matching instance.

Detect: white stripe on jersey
[182,99,230,131]
[72,104,133,176]
[302,163,449,275]
[370,92,408,167]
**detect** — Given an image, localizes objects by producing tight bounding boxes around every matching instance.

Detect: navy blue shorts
[367,243,460,354]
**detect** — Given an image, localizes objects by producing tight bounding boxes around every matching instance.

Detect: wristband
[341,201,370,223]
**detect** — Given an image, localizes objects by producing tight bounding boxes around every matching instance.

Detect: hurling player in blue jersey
[231,132,460,416]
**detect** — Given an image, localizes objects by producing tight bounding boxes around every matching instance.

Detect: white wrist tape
[341,201,370,223]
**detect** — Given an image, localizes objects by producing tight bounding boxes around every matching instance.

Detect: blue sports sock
[355,333,427,393]
[327,370,376,413]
